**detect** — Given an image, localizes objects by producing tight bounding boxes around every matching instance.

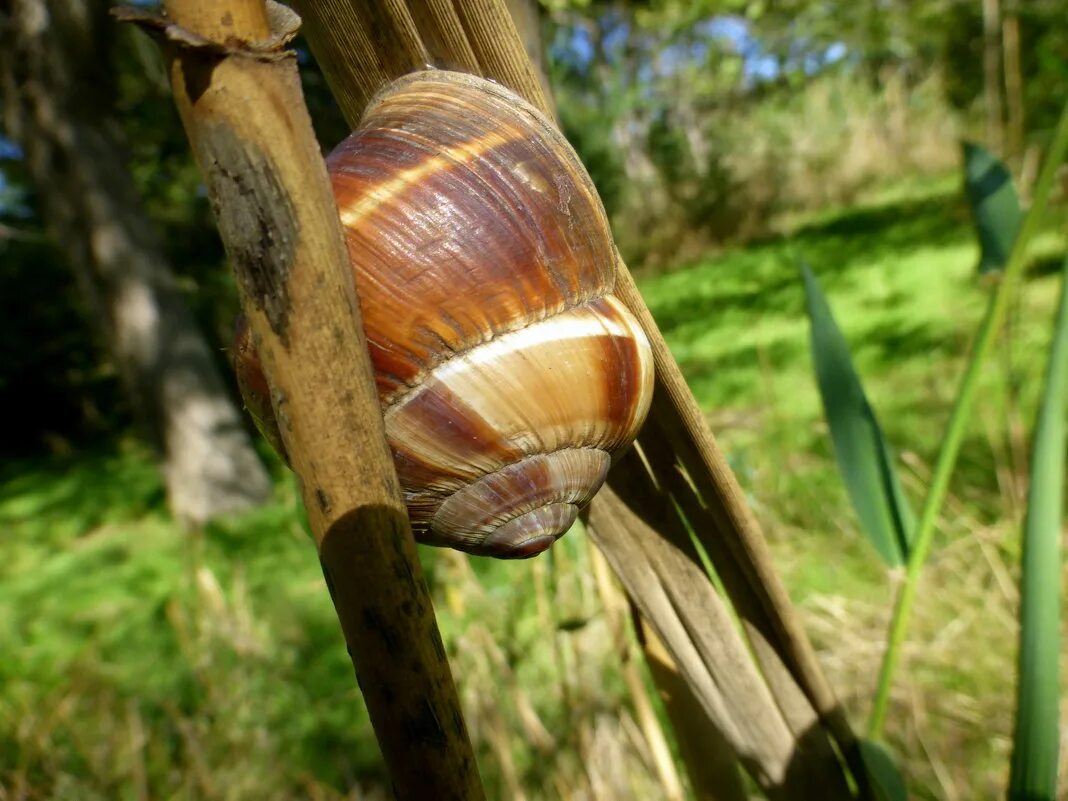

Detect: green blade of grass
[1008,255,1068,801]
[801,262,915,566]
[962,141,1022,276]
[869,100,1068,738]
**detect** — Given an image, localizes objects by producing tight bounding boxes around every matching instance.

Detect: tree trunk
[982,0,1005,154]
[1002,10,1024,164]
[0,0,272,523]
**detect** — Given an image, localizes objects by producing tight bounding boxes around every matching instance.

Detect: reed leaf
[962,141,1022,276]
[868,101,1068,738]
[1008,256,1068,801]
[801,262,915,566]
[859,740,907,801]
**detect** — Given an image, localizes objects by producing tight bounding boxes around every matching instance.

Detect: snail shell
[236,70,653,558]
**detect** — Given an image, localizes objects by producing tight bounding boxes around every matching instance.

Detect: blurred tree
[1002,5,1023,162]
[0,0,272,522]
[982,0,1005,154]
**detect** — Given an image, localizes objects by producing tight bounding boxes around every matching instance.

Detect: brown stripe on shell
[387,381,522,492]
[327,71,616,403]
[382,296,653,537]
[482,504,578,559]
[594,295,654,437]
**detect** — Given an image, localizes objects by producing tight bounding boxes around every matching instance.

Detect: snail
[234,70,654,558]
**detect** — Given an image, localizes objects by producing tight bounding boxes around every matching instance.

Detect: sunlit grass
[0,447,661,799]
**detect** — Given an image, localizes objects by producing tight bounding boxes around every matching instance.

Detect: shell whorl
[235,70,654,558]
[389,294,653,555]
[328,70,618,404]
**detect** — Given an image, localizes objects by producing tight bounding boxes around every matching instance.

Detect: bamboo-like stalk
[122,2,483,797]
[288,0,861,793]
[408,0,481,71]
[620,333,865,779]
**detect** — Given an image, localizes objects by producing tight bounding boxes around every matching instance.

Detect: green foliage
[0,447,382,797]
[869,99,1068,738]
[859,739,908,801]
[8,3,1068,797]
[1008,256,1068,801]
[801,261,915,566]
[542,0,1068,271]
[646,175,1065,799]
[962,142,1022,275]
[787,103,1068,789]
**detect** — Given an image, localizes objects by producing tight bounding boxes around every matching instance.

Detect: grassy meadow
[3,173,1066,800]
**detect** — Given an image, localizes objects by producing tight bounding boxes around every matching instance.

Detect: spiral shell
[236,70,653,558]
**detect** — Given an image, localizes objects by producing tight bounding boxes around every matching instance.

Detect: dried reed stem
[126,2,483,796]
[288,0,862,793]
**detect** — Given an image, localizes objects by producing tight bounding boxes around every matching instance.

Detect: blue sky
[556,13,847,85]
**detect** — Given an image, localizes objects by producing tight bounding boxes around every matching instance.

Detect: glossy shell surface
[237,71,654,558]
[328,71,619,404]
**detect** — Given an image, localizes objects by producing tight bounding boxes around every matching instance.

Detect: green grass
[3,174,1066,799]
[646,174,1063,536]
[643,172,1066,798]
[0,447,387,798]
[0,447,651,799]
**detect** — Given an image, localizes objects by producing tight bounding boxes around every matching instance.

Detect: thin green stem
[868,103,1068,739]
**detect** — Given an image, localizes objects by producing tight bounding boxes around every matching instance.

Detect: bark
[982,0,1004,154]
[1002,11,1024,163]
[148,0,482,794]
[0,0,271,523]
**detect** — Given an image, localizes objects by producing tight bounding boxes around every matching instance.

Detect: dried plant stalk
[287,0,863,794]
[632,613,748,801]
[592,451,852,799]
[124,1,484,797]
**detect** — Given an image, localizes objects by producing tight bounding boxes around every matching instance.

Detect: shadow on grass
[861,317,958,366]
[1026,251,1066,280]
[790,191,968,260]
[0,447,391,797]
[649,187,972,339]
